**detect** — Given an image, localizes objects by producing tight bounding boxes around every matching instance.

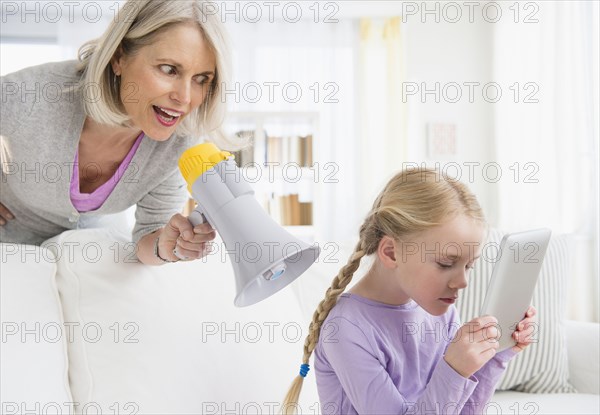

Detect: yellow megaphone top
[178,143,233,193]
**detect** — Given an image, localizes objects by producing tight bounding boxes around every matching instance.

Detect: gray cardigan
[0,60,198,245]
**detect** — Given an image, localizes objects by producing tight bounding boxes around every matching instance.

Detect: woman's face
[112,22,216,140]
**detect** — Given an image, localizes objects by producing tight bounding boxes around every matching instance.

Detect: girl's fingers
[517,317,536,330]
[0,203,15,225]
[470,315,499,331]
[526,306,537,317]
[514,324,536,343]
[0,203,15,219]
[482,325,500,343]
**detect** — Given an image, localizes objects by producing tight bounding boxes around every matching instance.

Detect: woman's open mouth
[153,105,182,127]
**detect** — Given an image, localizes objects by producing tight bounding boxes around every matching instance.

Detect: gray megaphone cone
[180,143,320,307]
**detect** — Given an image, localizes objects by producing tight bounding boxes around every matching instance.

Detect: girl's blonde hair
[75,0,233,146]
[281,168,485,414]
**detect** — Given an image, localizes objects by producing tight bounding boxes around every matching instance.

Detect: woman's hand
[444,315,501,378]
[0,202,15,225]
[158,213,217,262]
[510,305,537,353]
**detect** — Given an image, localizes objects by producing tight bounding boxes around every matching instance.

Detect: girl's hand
[444,315,500,378]
[511,305,537,353]
[0,202,15,225]
[159,213,217,262]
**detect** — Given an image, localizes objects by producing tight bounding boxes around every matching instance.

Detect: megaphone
[178,143,320,307]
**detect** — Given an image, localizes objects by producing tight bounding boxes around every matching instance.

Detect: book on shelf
[183,194,311,227]
[303,134,313,167]
[264,134,313,167]
[290,193,300,225]
[268,194,312,226]
[270,136,280,165]
[231,128,313,168]
[283,195,291,225]
[300,201,313,226]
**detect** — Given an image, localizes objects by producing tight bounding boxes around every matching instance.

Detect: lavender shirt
[70,132,144,212]
[314,293,517,415]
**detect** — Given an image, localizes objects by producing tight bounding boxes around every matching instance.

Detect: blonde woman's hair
[281,168,485,414]
[75,0,233,146]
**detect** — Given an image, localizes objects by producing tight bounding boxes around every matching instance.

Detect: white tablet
[480,228,552,351]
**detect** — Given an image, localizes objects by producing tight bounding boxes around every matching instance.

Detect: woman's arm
[1,67,38,137]
[137,228,178,265]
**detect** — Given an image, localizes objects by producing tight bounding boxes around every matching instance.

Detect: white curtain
[492,2,599,321]
[356,17,406,217]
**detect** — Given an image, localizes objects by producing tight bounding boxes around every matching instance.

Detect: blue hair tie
[299,363,310,377]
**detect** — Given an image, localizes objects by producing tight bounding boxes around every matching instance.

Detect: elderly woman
[0,0,231,264]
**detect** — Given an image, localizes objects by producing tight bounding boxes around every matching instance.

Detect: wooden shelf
[225,111,320,237]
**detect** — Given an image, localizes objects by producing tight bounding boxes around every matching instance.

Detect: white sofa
[1,228,599,414]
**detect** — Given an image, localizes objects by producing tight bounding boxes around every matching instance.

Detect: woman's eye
[194,75,210,85]
[466,263,475,270]
[160,65,176,75]
[437,262,453,269]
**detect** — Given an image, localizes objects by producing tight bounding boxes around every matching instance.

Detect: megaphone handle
[188,209,207,227]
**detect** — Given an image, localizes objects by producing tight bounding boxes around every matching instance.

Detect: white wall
[404,14,497,224]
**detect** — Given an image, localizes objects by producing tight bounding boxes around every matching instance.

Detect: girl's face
[111,22,216,140]
[387,215,486,316]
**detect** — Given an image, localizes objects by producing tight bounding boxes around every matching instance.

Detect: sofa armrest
[565,319,600,394]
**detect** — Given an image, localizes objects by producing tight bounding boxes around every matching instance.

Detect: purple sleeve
[461,348,518,414]
[321,317,479,415]
[445,308,518,414]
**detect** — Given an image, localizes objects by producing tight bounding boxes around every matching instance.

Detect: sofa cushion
[44,228,318,414]
[565,320,600,394]
[456,229,576,393]
[492,391,599,414]
[0,243,73,409]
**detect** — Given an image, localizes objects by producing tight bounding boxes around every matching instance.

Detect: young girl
[282,168,537,414]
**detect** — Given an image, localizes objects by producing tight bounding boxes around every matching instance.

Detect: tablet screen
[479,228,552,351]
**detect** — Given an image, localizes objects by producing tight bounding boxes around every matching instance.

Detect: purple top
[314,293,517,415]
[70,132,144,212]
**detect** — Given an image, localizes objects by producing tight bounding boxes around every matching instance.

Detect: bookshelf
[226,111,320,240]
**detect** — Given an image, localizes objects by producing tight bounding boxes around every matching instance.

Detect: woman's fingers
[193,222,215,235]
[159,214,218,261]
[174,241,213,259]
[171,217,217,260]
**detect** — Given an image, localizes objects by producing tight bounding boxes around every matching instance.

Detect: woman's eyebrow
[443,254,481,261]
